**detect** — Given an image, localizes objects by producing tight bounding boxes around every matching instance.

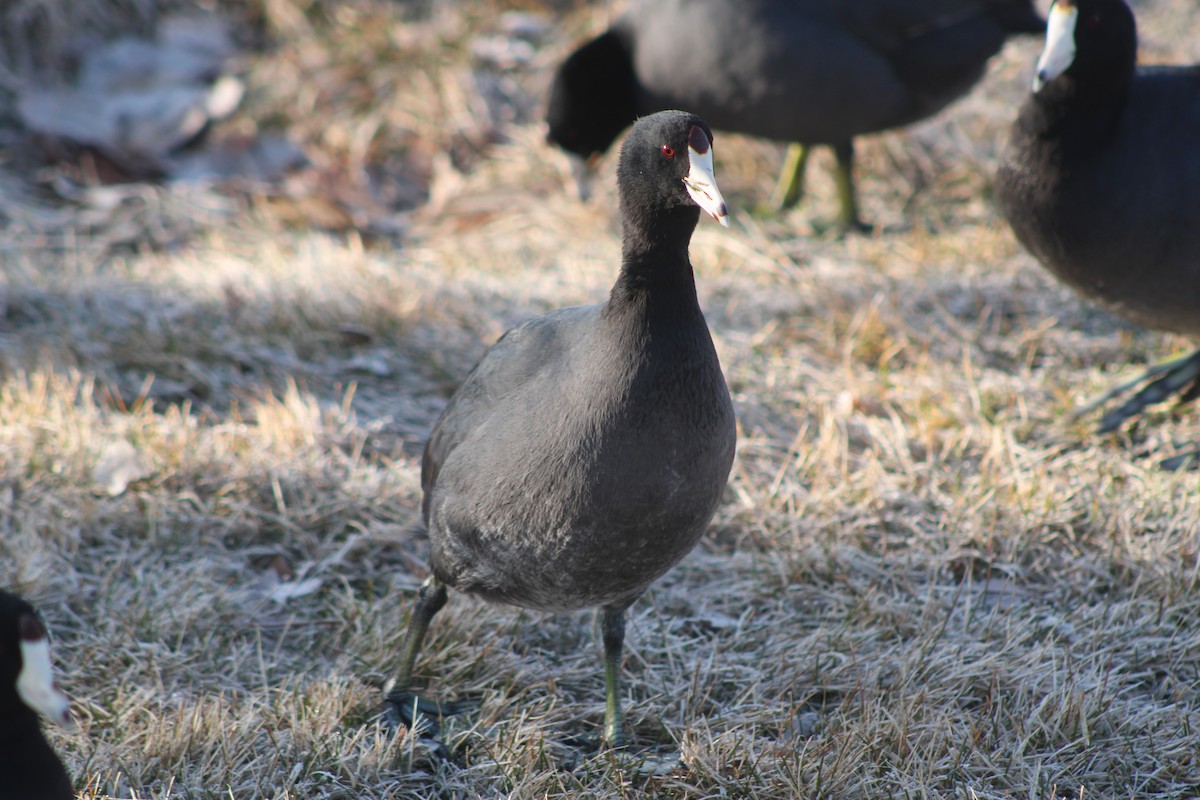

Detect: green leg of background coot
[833,140,870,234]
[773,142,810,209]
[384,577,471,738]
[601,605,628,747]
[1072,349,1200,434]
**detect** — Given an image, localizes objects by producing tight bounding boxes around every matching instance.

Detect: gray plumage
[422,303,735,612]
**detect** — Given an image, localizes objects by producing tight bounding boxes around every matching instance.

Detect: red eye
[660,145,675,158]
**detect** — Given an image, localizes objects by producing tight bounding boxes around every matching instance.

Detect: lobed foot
[382,689,479,740]
[1072,350,1200,434]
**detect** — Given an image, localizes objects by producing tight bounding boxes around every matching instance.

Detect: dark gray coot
[546,0,1044,231]
[386,110,737,747]
[0,591,73,800]
[996,0,1200,433]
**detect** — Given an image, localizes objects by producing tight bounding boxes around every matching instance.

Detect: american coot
[996,0,1200,433]
[386,110,737,747]
[0,590,73,800]
[546,0,1044,231]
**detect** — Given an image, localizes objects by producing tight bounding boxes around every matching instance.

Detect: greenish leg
[833,139,869,233]
[383,577,457,738]
[383,577,478,741]
[390,577,447,695]
[773,142,811,210]
[601,606,627,747]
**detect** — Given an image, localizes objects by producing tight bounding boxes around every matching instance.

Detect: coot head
[1034,0,1137,93]
[616,110,729,229]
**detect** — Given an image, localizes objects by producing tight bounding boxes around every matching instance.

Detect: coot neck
[0,710,69,799]
[1023,14,1137,144]
[0,707,49,752]
[608,203,702,313]
[1022,72,1131,145]
[0,691,37,720]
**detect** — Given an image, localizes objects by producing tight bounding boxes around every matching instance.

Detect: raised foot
[1072,350,1200,433]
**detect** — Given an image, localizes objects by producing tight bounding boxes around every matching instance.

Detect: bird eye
[1086,14,1100,28]
[660,145,675,158]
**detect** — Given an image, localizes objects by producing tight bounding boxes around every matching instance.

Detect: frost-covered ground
[3,1,1200,797]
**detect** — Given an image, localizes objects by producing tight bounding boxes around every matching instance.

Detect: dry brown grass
[3,0,1200,798]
